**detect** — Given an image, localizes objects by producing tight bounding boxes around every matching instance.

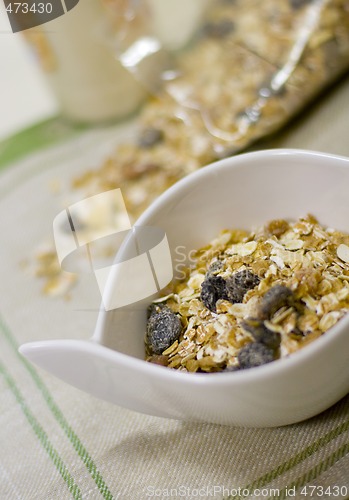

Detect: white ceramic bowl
[20,149,349,427]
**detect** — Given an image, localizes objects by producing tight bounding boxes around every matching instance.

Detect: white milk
[32,0,145,123]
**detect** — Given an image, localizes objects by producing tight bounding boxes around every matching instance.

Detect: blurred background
[1,0,349,151]
[0,4,57,140]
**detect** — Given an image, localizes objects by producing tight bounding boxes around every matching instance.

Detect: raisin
[202,19,235,38]
[289,0,313,9]
[238,342,275,369]
[145,306,182,355]
[200,275,228,312]
[147,303,163,319]
[206,260,223,275]
[259,285,294,319]
[241,318,281,349]
[225,270,260,304]
[138,128,164,148]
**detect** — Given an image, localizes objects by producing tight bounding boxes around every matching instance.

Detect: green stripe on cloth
[228,404,349,500]
[275,441,349,500]
[0,360,82,500]
[0,316,114,500]
[0,116,86,170]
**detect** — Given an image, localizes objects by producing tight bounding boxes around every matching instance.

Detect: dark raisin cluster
[145,306,182,355]
[200,269,260,312]
[225,270,260,304]
[258,285,294,319]
[200,275,229,312]
[241,318,281,349]
[238,342,275,369]
[236,318,281,369]
[233,285,296,370]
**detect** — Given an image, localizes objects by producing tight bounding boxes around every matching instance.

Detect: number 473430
[5,3,53,14]
[300,485,348,497]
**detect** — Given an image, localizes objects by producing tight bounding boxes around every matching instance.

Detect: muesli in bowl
[146,215,349,372]
[20,150,349,426]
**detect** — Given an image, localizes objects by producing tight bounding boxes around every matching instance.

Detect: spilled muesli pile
[145,215,349,372]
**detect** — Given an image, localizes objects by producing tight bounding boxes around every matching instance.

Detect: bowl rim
[135,147,349,226]
[93,148,349,386]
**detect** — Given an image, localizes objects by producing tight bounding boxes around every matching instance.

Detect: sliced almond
[283,239,304,251]
[337,244,349,263]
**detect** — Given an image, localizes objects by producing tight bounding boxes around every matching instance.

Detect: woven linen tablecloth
[1,75,349,500]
